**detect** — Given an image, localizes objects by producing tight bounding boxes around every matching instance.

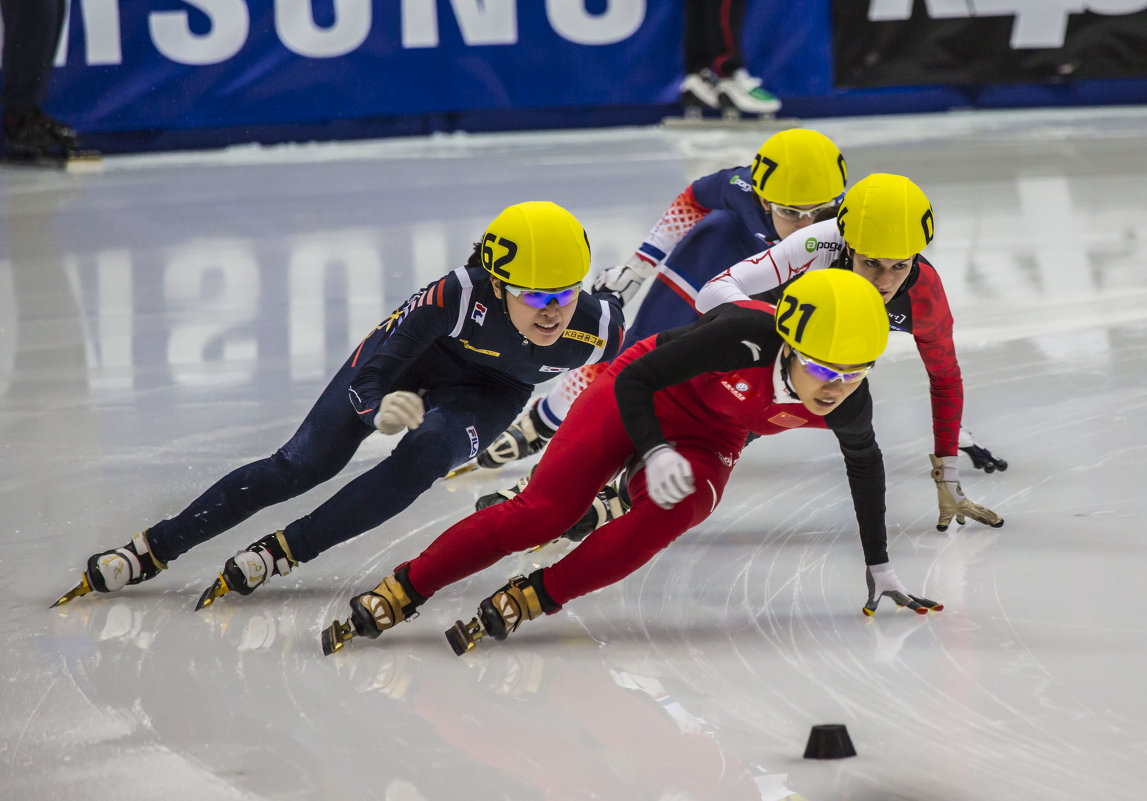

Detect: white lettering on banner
[548,0,645,45]
[49,0,645,66]
[53,0,123,66]
[150,0,250,65]
[867,0,1147,48]
[276,0,372,58]
[402,0,517,48]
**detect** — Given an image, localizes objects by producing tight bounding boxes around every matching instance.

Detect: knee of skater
[269,449,339,494]
[392,431,456,489]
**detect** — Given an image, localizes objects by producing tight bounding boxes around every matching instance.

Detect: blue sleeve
[347,275,460,427]
[689,166,748,211]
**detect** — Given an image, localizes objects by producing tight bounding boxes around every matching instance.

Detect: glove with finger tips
[863,563,943,617]
[642,444,695,510]
[374,391,425,435]
[591,254,655,306]
[930,454,1004,532]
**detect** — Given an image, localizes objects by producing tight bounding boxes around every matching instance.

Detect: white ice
[2,107,1145,801]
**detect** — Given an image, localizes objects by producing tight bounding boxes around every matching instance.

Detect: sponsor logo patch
[561,329,606,348]
[729,175,754,192]
[472,301,487,325]
[467,426,480,458]
[805,238,842,253]
[539,365,567,373]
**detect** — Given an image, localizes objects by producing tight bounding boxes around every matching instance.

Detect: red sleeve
[909,258,962,457]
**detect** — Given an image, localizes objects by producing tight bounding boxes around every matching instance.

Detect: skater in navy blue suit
[52,202,624,610]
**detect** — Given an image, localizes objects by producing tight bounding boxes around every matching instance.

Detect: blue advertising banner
[27,0,683,134]
[6,0,1147,150]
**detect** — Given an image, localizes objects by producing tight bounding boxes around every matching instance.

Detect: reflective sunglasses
[504,283,581,309]
[769,199,840,223]
[794,350,873,384]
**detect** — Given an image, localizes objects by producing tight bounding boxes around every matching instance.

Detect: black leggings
[1,0,66,112]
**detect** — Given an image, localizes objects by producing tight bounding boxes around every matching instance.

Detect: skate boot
[52,531,168,607]
[475,398,556,468]
[195,531,297,610]
[445,571,558,656]
[717,68,781,117]
[958,425,1008,473]
[476,472,630,546]
[959,445,1008,473]
[321,563,427,655]
[679,68,721,119]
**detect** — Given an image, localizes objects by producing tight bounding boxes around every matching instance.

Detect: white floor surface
[2,107,1146,801]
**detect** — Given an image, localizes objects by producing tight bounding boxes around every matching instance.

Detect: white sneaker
[718,68,781,115]
[679,68,721,110]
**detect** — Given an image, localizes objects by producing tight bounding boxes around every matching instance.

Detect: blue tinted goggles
[504,283,581,309]
[794,350,873,384]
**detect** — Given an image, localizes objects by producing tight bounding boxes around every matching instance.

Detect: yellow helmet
[835,173,934,259]
[751,128,847,206]
[480,201,591,290]
[775,269,889,365]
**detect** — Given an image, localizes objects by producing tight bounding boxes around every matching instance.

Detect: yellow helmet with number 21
[480,201,591,290]
[836,173,934,260]
[751,128,847,206]
[776,269,889,366]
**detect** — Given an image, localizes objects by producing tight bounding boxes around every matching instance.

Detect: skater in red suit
[322,268,942,656]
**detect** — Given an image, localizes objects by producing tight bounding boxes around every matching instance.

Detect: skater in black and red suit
[323,268,942,656]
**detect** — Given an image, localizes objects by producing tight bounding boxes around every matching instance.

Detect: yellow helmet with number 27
[751,128,847,206]
[836,173,934,260]
[775,269,889,366]
[480,201,591,290]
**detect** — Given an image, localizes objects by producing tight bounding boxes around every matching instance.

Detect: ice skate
[717,68,781,117]
[960,445,1007,473]
[52,531,167,608]
[474,398,556,469]
[958,425,1008,473]
[195,531,296,610]
[475,472,629,548]
[445,574,551,656]
[678,68,721,119]
[2,109,101,172]
[321,564,425,656]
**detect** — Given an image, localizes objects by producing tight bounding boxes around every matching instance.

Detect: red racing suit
[405,301,889,608]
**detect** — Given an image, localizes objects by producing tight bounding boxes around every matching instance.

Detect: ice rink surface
[2,107,1146,801]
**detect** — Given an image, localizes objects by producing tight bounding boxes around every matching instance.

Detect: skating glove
[374,391,424,435]
[591,254,655,306]
[929,454,1004,532]
[863,563,943,616]
[642,444,694,509]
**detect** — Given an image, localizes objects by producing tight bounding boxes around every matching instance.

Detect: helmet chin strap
[779,345,798,397]
[493,278,532,347]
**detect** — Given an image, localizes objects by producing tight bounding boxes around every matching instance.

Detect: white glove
[642,444,694,509]
[591,254,656,306]
[863,562,943,617]
[373,391,424,435]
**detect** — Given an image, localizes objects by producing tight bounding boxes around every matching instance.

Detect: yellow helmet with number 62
[775,269,889,366]
[751,128,847,206]
[836,173,934,260]
[480,201,591,290]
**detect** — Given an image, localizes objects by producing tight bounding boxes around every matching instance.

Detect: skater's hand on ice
[930,454,1003,531]
[374,391,424,435]
[643,445,694,509]
[863,563,943,617]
